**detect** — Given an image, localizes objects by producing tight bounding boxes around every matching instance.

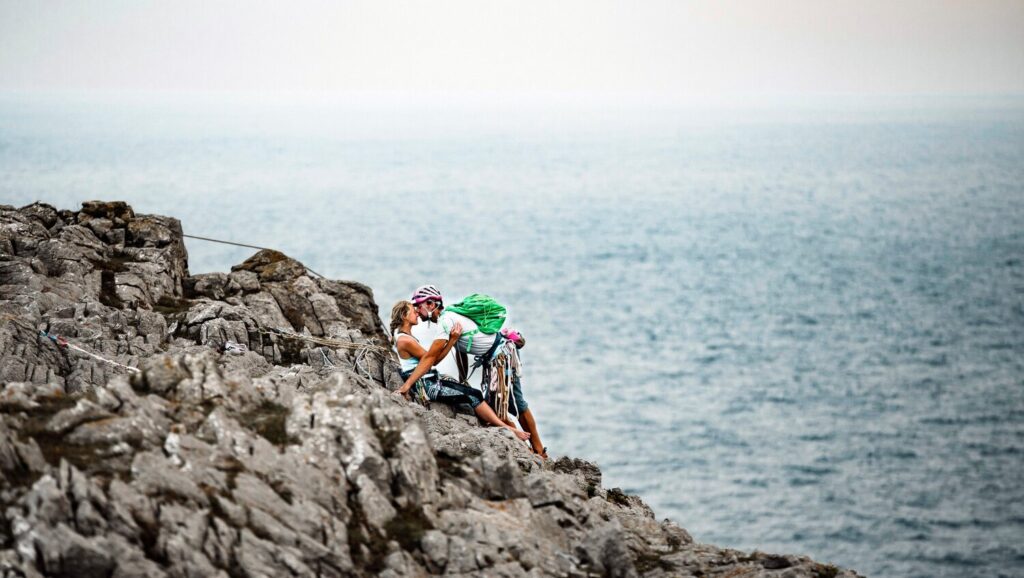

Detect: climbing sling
[480,338,522,422]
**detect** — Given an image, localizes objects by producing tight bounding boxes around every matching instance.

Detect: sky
[1,0,1023,100]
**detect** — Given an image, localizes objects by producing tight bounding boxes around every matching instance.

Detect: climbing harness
[466,332,505,381]
[398,369,437,407]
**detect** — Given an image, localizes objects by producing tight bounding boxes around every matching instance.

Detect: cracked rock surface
[1,202,860,577]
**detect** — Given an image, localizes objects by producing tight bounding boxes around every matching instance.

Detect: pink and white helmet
[411,284,443,305]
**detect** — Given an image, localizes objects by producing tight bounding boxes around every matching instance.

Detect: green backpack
[447,293,507,335]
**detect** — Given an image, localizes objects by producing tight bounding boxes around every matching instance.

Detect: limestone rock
[0,202,862,578]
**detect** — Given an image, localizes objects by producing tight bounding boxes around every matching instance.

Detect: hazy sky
[1,0,1022,98]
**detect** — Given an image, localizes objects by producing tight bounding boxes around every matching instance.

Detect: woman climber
[389,300,531,442]
[403,285,547,460]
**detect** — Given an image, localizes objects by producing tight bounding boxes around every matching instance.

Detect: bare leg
[518,409,546,457]
[475,403,530,441]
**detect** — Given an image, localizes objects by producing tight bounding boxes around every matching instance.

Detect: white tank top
[394,331,420,373]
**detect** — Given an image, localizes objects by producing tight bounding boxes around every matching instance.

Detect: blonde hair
[390,300,413,336]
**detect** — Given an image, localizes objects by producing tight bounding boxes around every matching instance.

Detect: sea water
[2,94,1023,577]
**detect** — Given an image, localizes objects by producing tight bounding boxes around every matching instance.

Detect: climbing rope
[482,341,522,422]
[41,330,141,374]
[5,311,390,380]
[257,326,390,382]
[353,346,375,382]
[256,326,390,354]
[182,233,326,279]
[2,313,141,374]
[319,347,335,369]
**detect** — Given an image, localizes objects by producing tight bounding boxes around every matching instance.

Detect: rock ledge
[0,202,860,577]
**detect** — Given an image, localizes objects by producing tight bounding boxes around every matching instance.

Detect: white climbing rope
[257,326,389,382]
[2,313,141,374]
[319,347,335,369]
[257,326,390,354]
[60,339,141,374]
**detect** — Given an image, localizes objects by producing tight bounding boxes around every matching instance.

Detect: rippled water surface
[3,95,1023,577]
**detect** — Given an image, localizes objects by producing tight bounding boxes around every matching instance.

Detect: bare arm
[456,351,469,383]
[397,337,444,395]
[436,321,463,361]
[396,320,462,396]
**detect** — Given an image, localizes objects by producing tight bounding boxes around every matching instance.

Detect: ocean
[2,93,1023,577]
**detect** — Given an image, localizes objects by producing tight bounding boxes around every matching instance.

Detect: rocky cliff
[0,202,860,577]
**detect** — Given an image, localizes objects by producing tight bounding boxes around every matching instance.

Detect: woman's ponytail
[390,300,412,336]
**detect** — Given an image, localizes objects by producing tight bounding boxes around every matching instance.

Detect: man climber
[403,284,547,459]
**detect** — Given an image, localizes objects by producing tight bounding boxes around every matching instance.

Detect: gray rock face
[0,202,861,577]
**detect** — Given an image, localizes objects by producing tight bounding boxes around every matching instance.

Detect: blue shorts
[511,374,529,413]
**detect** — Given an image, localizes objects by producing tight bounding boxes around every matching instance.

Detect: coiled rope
[483,340,522,422]
[256,326,393,382]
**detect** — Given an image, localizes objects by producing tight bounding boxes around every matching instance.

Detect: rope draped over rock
[3,311,394,382]
[255,326,392,381]
[0,202,861,578]
[2,312,141,374]
[254,326,387,351]
[182,233,326,279]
